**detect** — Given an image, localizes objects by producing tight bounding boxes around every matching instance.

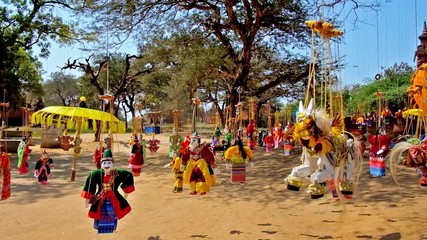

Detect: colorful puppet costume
[81,149,135,234]
[34,150,54,185]
[273,125,283,149]
[17,136,31,174]
[368,130,391,177]
[246,120,256,149]
[285,99,362,199]
[0,145,11,200]
[263,132,274,152]
[147,135,160,153]
[128,136,144,177]
[283,124,294,156]
[92,144,106,169]
[182,133,216,195]
[169,129,183,158]
[389,138,427,187]
[224,138,254,183]
[169,135,191,193]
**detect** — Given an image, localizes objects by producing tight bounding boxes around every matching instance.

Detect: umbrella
[31,106,126,181]
[403,109,425,117]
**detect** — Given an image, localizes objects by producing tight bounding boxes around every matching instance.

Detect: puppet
[81,149,135,234]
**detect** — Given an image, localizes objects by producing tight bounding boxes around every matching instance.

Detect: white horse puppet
[285,99,363,199]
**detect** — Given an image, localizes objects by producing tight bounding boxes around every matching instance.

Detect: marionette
[169,128,183,159]
[128,135,144,177]
[273,125,283,148]
[81,149,135,234]
[0,145,11,200]
[181,132,217,195]
[147,134,160,153]
[166,138,191,193]
[246,119,256,149]
[17,135,32,174]
[223,136,254,183]
[223,127,233,152]
[283,123,294,156]
[34,150,54,185]
[285,99,363,199]
[211,127,222,152]
[92,142,106,169]
[368,128,391,177]
[263,132,274,152]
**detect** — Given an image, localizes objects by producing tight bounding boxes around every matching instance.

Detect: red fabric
[246,122,255,136]
[92,147,105,169]
[264,135,274,144]
[1,153,11,200]
[369,135,391,154]
[18,144,31,174]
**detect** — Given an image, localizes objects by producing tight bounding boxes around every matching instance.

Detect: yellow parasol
[403,108,425,117]
[31,106,126,181]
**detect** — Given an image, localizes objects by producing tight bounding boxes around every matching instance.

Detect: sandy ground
[1,132,427,240]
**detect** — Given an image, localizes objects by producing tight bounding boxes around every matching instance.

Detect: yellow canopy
[31,106,126,133]
[403,108,426,117]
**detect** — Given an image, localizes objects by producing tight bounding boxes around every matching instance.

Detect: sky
[339,0,427,85]
[41,0,427,86]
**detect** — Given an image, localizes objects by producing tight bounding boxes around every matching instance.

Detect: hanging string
[376,13,380,73]
[415,0,418,48]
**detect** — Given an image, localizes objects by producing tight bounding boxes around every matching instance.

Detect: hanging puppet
[181,132,217,195]
[283,123,294,156]
[210,127,222,153]
[285,99,363,199]
[246,119,256,149]
[263,131,274,153]
[167,137,191,193]
[92,142,106,169]
[223,127,233,152]
[81,149,135,234]
[128,135,144,177]
[147,134,160,153]
[273,125,283,149]
[169,128,183,159]
[0,145,11,200]
[223,136,254,183]
[34,150,54,185]
[368,128,391,177]
[17,135,32,174]
[389,138,427,187]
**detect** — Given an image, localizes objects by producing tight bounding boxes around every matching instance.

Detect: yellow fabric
[172,157,182,171]
[224,146,253,163]
[31,106,125,133]
[183,159,212,187]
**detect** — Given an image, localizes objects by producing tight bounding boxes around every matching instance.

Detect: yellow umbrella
[31,106,126,181]
[403,108,425,117]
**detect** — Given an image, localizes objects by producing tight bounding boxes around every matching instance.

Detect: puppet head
[189,132,201,152]
[101,149,114,174]
[293,98,330,141]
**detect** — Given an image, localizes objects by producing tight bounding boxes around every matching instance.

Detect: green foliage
[0,0,84,107]
[345,63,414,115]
[43,72,80,106]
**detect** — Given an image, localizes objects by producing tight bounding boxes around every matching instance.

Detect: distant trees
[344,63,414,115]
[0,0,83,107]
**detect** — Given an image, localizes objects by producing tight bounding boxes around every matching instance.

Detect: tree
[345,62,413,115]
[62,52,153,116]
[43,72,80,106]
[75,1,311,120]
[0,0,83,107]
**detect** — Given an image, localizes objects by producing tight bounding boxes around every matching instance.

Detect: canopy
[31,106,125,133]
[403,108,426,117]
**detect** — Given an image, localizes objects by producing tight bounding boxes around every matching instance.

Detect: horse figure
[285,99,363,199]
[388,138,427,186]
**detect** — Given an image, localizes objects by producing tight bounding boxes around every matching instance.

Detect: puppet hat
[101,149,114,162]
